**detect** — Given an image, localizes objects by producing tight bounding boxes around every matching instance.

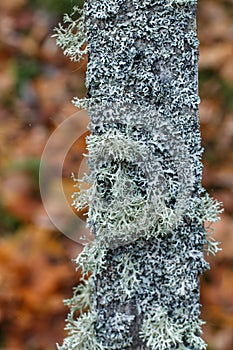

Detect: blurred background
[0,0,232,349]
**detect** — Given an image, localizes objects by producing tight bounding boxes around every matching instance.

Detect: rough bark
[55,1,222,349]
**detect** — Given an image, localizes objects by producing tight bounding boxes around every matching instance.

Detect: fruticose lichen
[53,6,87,62]
[139,306,206,350]
[55,0,223,349]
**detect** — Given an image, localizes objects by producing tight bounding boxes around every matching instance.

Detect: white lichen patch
[97,312,135,349]
[166,0,197,7]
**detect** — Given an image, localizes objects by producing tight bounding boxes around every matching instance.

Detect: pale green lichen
[115,253,140,300]
[140,307,206,350]
[64,277,94,314]
[140,307,184,349]
[72,119,197,248]
[74,240,107,278]
[187,193,223,255]
[53,6,87,62]
[57,310,102,350]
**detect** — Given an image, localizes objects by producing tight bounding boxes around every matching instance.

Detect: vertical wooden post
[55,1,221,349]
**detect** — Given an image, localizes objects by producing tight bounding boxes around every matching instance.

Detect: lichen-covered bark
[55,1,222,349]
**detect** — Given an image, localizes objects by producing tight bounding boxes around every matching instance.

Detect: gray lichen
[139,306,206,350]
[53,6,87,62]
[55,0,223,349]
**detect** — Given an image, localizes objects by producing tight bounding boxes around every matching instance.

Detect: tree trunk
[55,1,221,349]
